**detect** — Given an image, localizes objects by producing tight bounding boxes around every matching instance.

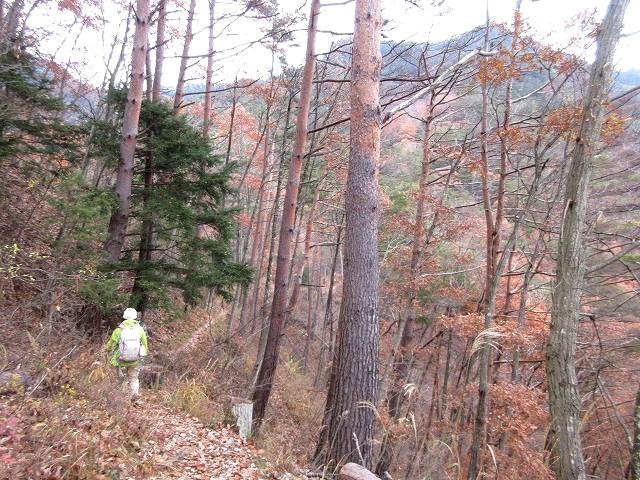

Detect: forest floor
[1,388,265,480]
[0,307,276,479]
[126,399,261,479]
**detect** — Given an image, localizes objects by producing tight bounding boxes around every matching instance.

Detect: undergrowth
[1,305,326,479]
[0,345,153,479]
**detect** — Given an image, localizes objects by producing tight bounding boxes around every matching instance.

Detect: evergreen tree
[92,91,251,315]
[0,42,78,164]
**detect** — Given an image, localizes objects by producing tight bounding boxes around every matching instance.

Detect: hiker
[105,307,148,403]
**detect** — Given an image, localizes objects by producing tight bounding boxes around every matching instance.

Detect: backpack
[118,323,144,362]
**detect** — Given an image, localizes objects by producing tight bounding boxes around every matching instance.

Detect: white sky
[36,0,640,90]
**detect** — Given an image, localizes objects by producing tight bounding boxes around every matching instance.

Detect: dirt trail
[137,400,261,480]
[140,309,264,479]
[172,315,215,359]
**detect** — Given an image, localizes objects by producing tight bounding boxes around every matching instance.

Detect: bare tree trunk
[131,149,154,316]
[151,0,166,102]
[288,173,324,315]
[313,217,343,389]
[251,0,321,432]
[250,138,273,331]
[631,384,640,480]
[317,0,382,470]
[240,183,266,329]
[0,0,23,45]
[478,14,494,311]
[441,328,453,415]
[223,78,238,167]
[545,1,628,479]
[104,0,151,261]
[108,11,133,94]
[173,0,196,112]
[145,40,152,101]
[203,0,216,135]
[375,101,434,477]
[252,94,294,374]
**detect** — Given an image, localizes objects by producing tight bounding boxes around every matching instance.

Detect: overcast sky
[37,0,640,89]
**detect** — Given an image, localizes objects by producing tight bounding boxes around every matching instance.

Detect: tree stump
[0,370,31,395]
[139,364,164,389]
[339,463,381,480]
[230,398,253,439]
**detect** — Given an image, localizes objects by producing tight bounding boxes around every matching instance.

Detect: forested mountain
[1,0,639,479]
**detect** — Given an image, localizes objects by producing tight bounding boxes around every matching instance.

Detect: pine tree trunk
[318,0,382,470]
[239,187,265,329]
[151,0,166,102]
[173,0,196,112]
[288,173,324,315]
[203,0,216,135]
[375,103,433,477]
[145,40,152,101]
[631,384,640,480]
[545,1,628,479]
[251,0,321,431]
[224,79,237,168]
[478,15,494,312]
[104,0,151,262]
[313,218,343,388]
[250,170,273,332]
[0,0,23,44]
[131,149,154,316]
[252,96,293,377]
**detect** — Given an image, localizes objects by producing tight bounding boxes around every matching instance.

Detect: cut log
[231,399,253,439]
[340,463,381,480]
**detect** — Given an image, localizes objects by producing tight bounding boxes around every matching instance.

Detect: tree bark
[173,0,196,112]
[375,99,434,478]
[145,40,152,101]
[478,14,494,311]
[317,0,382,470]
[288,173,324,315]
[631,384,640,480]
[104,0,151,261]
[203,0,216,135]
[545,1,629,479]
[314,218,343,389]
[0,0,23,45]
[251,0,321,432]
[252,94,293,369]
[151,0,166,102]
[130,149,154,316]
[250,138,274,331]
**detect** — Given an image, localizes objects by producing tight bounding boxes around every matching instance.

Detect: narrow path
[171,310,218,359]
[141,309,264,479]
[139,401,262,479]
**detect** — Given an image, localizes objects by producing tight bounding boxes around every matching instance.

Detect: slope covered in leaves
[0,309,266,480]
[139,403,260,479]
[1,394,262,479]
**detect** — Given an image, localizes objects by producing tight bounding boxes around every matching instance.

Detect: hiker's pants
[120,364,141,397]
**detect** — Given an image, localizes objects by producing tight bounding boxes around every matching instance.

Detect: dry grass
[0,302,329,479]
[0,342,152,479]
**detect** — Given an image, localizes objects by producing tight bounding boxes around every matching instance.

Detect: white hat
[122,308,138,320]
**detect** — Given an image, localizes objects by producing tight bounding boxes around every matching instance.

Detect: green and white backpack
[118,324,145,362]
